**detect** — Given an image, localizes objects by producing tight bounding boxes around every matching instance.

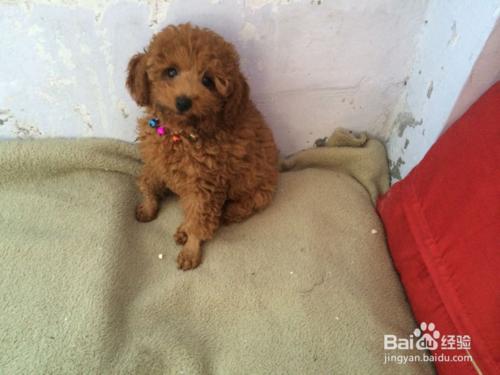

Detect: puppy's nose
[175,96,192,112]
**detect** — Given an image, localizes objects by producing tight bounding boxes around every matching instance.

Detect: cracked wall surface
[386,0,500,181]
[0,0,427,155]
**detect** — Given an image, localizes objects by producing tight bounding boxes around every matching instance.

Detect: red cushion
[377,82,500,374]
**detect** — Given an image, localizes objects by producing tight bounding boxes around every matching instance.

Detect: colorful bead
[172,134,181,143]
[156,127,166,136]
[148,118,159,128]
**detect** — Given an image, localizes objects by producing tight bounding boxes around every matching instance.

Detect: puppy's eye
[201,74,214,89]
[163,67,178,79]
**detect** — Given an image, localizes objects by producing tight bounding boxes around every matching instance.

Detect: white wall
[386,1,500,180]
[0,0,428,155]
[2,0,498,172]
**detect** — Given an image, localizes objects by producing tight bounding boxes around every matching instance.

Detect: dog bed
[0,131,432,374]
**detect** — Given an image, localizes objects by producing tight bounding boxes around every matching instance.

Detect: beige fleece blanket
[0,132,433,374]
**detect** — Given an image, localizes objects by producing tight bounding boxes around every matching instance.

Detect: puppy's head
[126,23,248,127]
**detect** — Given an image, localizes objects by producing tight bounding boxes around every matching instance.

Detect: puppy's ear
[218,72,249,127]
[126,52,150,107]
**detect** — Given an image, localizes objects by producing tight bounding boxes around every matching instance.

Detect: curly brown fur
[126,23,279,270]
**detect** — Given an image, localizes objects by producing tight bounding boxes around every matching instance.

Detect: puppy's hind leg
[222,188,274,224]
[135,168,164,222]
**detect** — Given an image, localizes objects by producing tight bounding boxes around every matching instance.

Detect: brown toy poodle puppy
[126,23,279,270]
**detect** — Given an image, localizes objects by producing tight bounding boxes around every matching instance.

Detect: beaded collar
[148,118,198,143]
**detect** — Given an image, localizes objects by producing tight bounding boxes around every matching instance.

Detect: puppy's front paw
[135,203,158,222]
[174,226,188,245]
[177,246,201,271]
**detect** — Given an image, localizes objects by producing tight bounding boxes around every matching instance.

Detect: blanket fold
[280,128,390,203]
